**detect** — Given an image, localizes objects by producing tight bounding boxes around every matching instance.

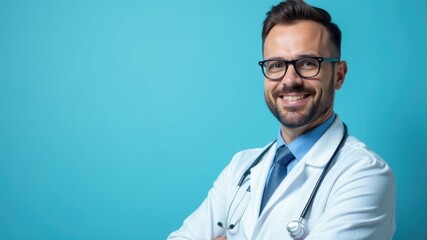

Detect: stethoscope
[217,124,348,239]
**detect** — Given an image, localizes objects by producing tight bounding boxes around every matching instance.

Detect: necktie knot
[275,145,295,165]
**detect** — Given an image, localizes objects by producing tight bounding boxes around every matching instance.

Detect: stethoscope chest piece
[286,219,305,239]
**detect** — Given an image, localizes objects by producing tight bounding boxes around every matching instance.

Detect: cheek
[306,82,329,102]
[309,73,334,96]
[264,81,277,94]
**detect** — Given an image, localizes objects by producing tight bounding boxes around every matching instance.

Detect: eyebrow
[264,55,320,61]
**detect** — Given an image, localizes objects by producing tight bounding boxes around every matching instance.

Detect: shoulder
[330,135,395,192]
[340,135,392,171]
[229,141,276,166]
[224,141,276,175]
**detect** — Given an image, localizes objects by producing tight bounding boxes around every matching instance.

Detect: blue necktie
[260,145,295,214]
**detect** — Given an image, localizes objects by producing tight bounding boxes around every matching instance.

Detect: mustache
[272,85,315,98]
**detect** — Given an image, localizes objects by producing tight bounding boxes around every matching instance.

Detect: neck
[280,110,333,143]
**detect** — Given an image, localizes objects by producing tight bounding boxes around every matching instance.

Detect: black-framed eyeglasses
[258,57,340,80]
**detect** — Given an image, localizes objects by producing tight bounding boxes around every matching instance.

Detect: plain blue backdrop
[1,0,426,239]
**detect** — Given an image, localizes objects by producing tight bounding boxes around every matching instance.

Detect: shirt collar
[276,113,336,160]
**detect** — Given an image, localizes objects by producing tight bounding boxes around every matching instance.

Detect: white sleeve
[306,149,396,240]
[167,153,241,240]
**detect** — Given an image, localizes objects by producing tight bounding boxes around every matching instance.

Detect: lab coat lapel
[247,142,277,224]
[257,156,306,219]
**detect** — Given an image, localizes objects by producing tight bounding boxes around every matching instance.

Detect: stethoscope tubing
[299,123,348,219]
[237,141,276,187]
[219,123,348,236]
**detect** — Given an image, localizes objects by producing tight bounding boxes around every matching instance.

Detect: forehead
[263,20,334,59]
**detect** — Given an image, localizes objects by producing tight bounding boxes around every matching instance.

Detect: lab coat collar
[303,116,345,167]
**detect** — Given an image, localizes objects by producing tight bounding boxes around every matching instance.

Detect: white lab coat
[168,117,396,240]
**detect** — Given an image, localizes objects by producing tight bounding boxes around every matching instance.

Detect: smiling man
[262,20,344,143]
[168,1,396,239]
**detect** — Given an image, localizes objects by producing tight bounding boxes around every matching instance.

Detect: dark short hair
[262,0,342,56]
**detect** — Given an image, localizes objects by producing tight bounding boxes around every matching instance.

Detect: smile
[278,94,311,107]
[282,95,306,101]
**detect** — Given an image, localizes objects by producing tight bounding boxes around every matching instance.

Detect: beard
[265,76,335,129]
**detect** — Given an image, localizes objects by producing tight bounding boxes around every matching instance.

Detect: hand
[214,237,227,240]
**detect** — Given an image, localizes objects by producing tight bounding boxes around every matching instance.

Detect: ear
[334,61,347,90]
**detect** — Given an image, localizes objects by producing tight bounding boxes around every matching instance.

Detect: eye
[266,61,286,72]
[297,58,319,69]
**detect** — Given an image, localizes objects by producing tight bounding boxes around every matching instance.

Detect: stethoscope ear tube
[218,141,276,231]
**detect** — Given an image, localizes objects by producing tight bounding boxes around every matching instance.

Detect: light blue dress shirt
[275,113,336,173]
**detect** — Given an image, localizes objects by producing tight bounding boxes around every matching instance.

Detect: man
[168,0,396,239]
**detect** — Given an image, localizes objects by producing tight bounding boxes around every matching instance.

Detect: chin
[278,112,311,128]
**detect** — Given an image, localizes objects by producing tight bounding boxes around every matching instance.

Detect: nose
[280,64,303,86]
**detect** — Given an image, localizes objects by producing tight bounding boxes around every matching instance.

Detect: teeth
[283,95,305,101]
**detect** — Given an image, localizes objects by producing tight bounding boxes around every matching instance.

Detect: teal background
[0,0,426,239]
